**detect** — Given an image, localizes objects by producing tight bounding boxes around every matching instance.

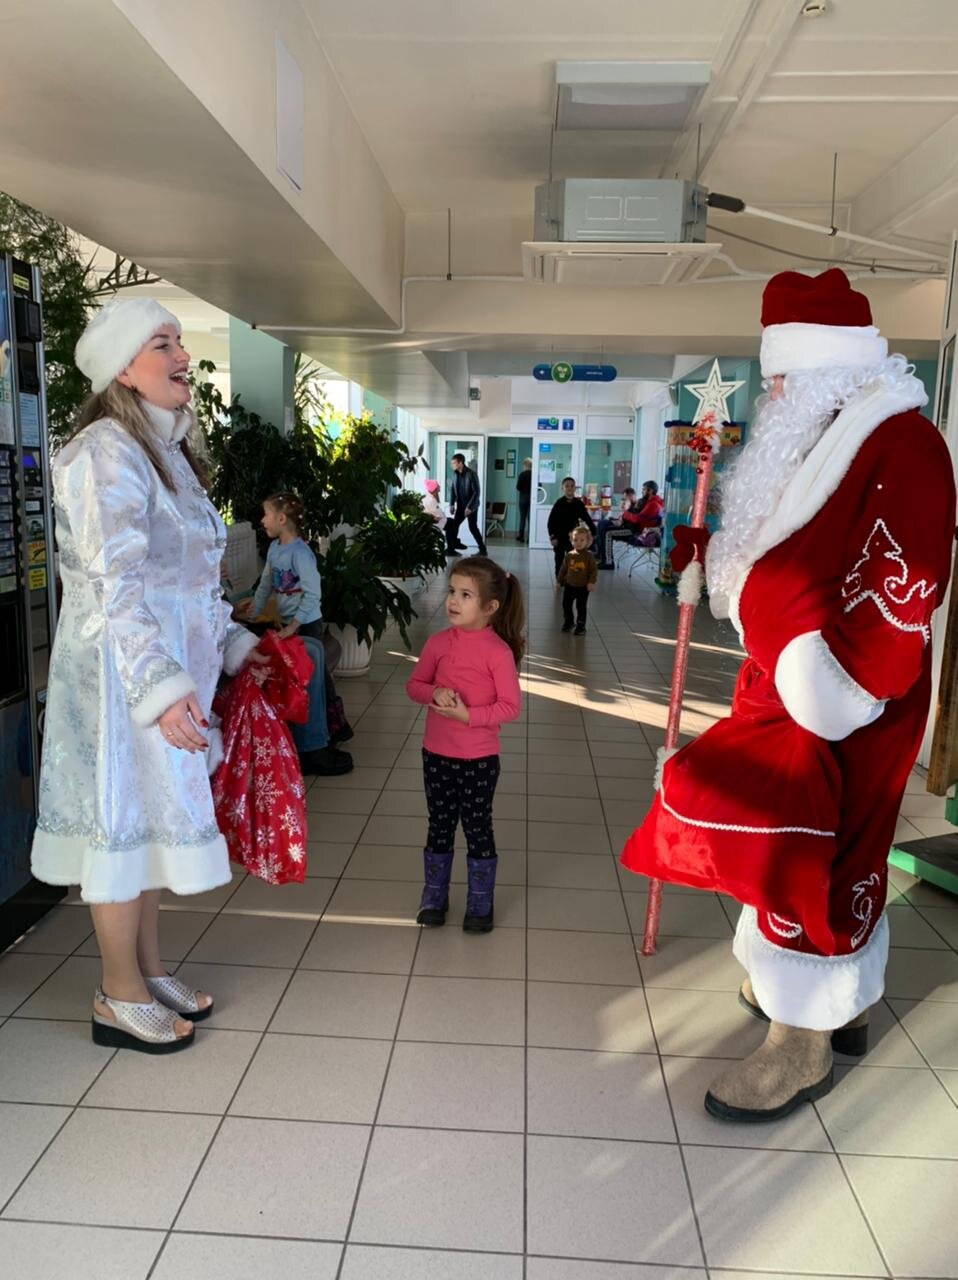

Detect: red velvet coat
[622,393,955,957]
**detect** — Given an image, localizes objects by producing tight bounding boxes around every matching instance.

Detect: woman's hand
[277,622,300,639]
[432,687,458,708]
[433,692,469,723]
[157,695,208,753]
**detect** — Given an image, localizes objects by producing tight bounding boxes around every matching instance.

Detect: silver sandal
[91,986,194,1054]
[145,973,213,1022]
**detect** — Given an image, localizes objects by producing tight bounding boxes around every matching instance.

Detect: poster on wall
[0,270,13,446]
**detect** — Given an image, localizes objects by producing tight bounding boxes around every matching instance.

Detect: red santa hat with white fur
[759,268,888,377]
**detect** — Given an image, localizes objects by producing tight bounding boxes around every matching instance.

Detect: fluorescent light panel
[555,61,710,132]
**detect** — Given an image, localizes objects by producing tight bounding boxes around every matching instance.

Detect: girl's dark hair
[265,491,305,534]
[450,555,525,665]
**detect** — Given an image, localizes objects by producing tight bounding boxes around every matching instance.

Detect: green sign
[551,361,573,383]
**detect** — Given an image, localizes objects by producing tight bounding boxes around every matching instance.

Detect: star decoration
[686,359,744,425]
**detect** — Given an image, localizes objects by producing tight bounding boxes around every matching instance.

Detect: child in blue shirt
[240,493,352,776]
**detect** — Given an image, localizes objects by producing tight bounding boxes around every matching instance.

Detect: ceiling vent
[521,240,721,286]
[555,61,710,133]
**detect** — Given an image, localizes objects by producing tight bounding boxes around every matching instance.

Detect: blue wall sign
[533,363,617,383]
[536,417,576,432]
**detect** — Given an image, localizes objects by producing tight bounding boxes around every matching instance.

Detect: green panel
[486,436,532,534]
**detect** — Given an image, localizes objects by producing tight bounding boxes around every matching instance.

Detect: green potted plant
[316,535,415,676]
[354,508,447,598]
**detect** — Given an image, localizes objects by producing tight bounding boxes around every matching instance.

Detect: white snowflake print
[279,806,302,837]
[254,772,279,807]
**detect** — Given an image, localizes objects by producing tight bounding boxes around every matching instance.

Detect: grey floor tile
[7,1108,218,1228]
[222,875,337,919]
[185,913,315,968]
[351,1127,524,1251]
[379,1041,525,1131]
[299,921,419,974]
[310,765,392,791]
[684,1146,885,1273]
[662,1056,830,1150]
[527,771,600,798]
[342,1246,522,1279]
[230,1032,390,1122]
[887,996,958,1067]
[528,795,605,824]
[154,1234,341,1279]
[324,878,420,926]
[399,976,525,1045]
[159,869,245,912]
[527,982,656,1053]
[170,962,292,1031]
[528,821,609,855]
[304,841,355,878]
[308,812,370,844]
[914,904,958,947]
[271,969,407,1038]
[307,787,381,814]
[835,999,926,1068]
[526,1135,701,1264]
[0,1018,113,1103]
[624,891,733,939]
[645,988,769,1059]
[816,1064,958,1156]
[528,929,640,985]
[527,1047,674,1141]
[75,910,216,963]
[0,1102,70,1203]
[82,1027,259,1114]
[886,900,951,949]
[638,937,744,991]
[884,946,958,1000]
[344,844,428,881]
[371,790,428,817]
[528,887,630,934]
[10,905,93,955]
[0,1221,163,1280]
[14,955,103,1021]
[528,1263,704,1280]
[844,1153,958,1276]
[177,1116,368,1239]
[0,952,66,1016]
[414,925,525,979]
[527,850,619,890]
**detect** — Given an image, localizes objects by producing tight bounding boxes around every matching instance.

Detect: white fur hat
[75,297,181,393]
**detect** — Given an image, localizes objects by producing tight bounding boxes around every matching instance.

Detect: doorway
[436,435,486,550]
[486,436,532,540]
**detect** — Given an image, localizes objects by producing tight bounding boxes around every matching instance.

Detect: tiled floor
[2,542,957,1279]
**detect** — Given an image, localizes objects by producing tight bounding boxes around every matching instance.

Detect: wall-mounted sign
[533,363,617,383]
[536,417,576,432]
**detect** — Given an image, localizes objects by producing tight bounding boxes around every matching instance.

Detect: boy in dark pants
[557,524,598,634]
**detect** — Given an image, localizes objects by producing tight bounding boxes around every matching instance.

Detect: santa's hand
[670,525,711,575]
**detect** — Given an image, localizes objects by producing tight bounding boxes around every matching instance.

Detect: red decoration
[760,267,872,329]
[669,525,711,575]
[211,630,311,885]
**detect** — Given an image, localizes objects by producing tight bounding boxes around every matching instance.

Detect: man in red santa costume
[622,268,956,1122]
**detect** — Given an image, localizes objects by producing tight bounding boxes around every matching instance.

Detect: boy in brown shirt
[557,523,598,634]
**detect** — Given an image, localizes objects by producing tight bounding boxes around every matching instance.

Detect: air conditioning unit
[524,178,719,285]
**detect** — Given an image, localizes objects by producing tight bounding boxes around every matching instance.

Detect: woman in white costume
[31,298,260,1053]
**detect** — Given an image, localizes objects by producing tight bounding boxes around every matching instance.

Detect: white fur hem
[31,828,231,904]
[129,670,196,727]
[654,745,679,793]
[223,628,259,675]
[733,904,888,1029]
[760,323,888,378]
[775,630,885,741]
[678,559,704,607]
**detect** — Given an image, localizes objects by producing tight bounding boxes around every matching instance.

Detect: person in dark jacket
[515,457,533,541]
[445,453,487,556]
[547,477,596,578]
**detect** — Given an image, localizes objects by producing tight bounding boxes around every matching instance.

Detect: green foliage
[390,488,426,519]
[315,534,414,648]
[355,508,447,580]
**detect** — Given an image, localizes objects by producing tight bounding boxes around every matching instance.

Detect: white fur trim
[129,669,196,727]
[760,323,888,378]
[774,630,885,741]
[223,628,259,675]
[206,726,224,775]
[32,827,231,904]
[677,559,705,607]
[75,297,181,394]
[726,382,926,609]
[733,904,888,1029]
[654,745,678,793]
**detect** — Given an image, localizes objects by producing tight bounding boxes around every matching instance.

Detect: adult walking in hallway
[445,451,487,556]
[547,477,596,579]
[515,456,532,541]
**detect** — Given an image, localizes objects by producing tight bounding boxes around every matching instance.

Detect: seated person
[240,492,353,776]
[597,480,664,568]
[593,488,637,560]
[422,478,447,529]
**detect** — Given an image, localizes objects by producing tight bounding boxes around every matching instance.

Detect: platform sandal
[145,973,214,1022]
[91,986,194,1054]
[738,978,869,1057]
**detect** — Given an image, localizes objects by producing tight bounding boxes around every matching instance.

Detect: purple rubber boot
[417,850,454,927]
[463,855,498,933]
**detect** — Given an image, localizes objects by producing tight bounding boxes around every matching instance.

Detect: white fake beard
[706,354,922,615]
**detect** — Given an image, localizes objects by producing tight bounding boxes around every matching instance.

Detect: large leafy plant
[316,535,414,647]
[355,508,447,580]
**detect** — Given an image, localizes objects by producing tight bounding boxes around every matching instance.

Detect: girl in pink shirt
[406,557,524,932]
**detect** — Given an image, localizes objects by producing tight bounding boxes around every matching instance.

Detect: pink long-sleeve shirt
[405,625,522,759]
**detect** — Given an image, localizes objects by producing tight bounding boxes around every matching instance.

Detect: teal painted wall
[229,318,294,431]
[912,359,939,422]
[675,357,761,427]
[486,436,532,534]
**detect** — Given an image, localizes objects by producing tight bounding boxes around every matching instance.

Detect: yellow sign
[12,273,30,293]
[28,566,46,590]
[28,540,46,566]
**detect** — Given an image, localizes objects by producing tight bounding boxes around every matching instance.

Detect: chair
[615,524,663,578]
[485,501,508,538]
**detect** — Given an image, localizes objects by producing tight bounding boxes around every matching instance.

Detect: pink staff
[641,412,722,955]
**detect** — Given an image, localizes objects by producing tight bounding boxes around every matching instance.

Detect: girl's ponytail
[450,556,525,666]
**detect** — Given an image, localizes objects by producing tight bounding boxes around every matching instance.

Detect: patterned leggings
[422,749,500,859]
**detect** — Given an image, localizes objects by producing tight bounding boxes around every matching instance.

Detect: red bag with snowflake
[211,630,311,884]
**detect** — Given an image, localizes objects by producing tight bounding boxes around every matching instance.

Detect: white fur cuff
[129,669,197,727]
[760,322,888,378]
[223,628,259,675]
[775,630,885,741]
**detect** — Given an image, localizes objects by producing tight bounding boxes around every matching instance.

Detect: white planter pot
[327,623,372,678]
[378,575,416,600]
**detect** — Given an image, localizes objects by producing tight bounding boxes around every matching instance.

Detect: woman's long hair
[451,555,526,665]
[69,382,207,492]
